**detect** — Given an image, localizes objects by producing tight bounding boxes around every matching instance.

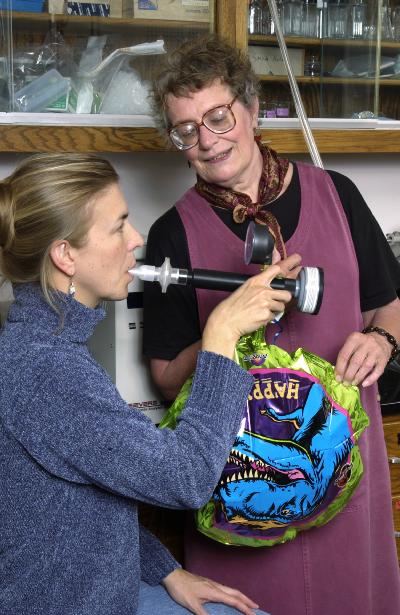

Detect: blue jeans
[137,582,270,615]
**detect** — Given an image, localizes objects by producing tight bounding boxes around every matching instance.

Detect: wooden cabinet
[382,412,400,564]
[249,34,400,121]
[1,0,400,152]
[0,5,215,152]
[244,1,400,153]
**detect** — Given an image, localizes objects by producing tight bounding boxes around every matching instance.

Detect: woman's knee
[137,581,270,615]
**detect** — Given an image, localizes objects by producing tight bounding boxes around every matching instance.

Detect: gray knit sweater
[0,283,253,615]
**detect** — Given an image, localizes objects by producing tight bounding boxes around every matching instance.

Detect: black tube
[190,269,249,291]
[268,277,298,295]
[190,269,298,295]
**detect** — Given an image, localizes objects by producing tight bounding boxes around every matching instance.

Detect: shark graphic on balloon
[211,375,360,542]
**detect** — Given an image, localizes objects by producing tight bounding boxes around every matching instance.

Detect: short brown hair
[151,35,260,135]
[0,153,118,307]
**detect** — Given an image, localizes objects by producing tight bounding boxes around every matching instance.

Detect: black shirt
[143,164,400,360]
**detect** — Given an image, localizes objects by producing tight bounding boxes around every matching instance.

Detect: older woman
[143,36,400,615]
[0,152,292,615]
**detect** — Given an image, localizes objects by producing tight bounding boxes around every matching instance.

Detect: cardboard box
[110,0,133,17]
[248,46,305,77]
[67,3,111,17]
[133,0,210,22]
[49,0,132,17]
[48,0,66,13]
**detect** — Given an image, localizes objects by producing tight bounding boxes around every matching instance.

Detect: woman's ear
[49,240,75,277]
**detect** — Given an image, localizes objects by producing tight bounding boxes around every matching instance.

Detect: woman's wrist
[362,325,399,363]
[202,310,239,359]
[201,328,236,359]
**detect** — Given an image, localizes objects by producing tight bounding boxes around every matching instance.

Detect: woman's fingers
[335,331,390,387]
[248,253,302,287]
[162,569,259,615]
[202,255,302,357]
[213,264,294,331]
[274,252,302,279]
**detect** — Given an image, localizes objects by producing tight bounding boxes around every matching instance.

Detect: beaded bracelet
[362,325,400,362]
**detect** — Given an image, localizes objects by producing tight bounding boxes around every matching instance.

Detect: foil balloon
[159,327,369,547]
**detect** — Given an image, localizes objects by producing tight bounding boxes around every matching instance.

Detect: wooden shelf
[261,128,400,153]
[5,11,211,32]
[0,4,398,155]
[0,124,399,153]
[0,124,166,152]
[258,75,400,86]
[249,34,400,51]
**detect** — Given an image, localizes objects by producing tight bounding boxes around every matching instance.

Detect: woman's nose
[128,223,143,250]
[197,124,219,149]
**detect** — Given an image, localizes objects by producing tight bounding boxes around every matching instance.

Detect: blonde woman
[0,153,291,615]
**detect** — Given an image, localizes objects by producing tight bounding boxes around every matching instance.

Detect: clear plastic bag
[14,68,70,113]
[12,29,77,112]
[75,39,165,115]
[99,62,152,115]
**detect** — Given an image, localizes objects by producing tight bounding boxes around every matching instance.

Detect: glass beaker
[327,1,350,39]
[269,0,284,34]
[349,1,366,38]
[260,0,273,35]
[381,0,394,40]
[283,0,302,36]
[302,1,320,37]
[248,0,264,35]
[393,7,400,42]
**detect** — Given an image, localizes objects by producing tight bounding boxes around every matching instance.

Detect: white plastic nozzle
[129,264,159,283]
[129,258,184,293]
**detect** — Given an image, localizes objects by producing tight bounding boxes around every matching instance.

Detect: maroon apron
[176,163,400,615]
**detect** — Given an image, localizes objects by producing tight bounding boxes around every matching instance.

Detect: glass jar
[283,0,302,36]
[304,54,321,76]
[393,7,400,42]
[260,0,272,35]
[381,0,394,41]
[248,0,264,35]
[349,1,366,39]
[327,1,350,39]
[302,0,320,38]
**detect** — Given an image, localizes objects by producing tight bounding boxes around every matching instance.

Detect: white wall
[0,150,399,237]
[293,153,400,235]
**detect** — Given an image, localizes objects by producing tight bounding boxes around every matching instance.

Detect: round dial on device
[244,221,275,265]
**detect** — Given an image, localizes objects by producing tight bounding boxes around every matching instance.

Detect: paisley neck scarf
[195,141,289,259]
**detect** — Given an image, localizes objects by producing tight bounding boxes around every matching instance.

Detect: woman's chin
[101,288,129,303]
[203,170,237,188]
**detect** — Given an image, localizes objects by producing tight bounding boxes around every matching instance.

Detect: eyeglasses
[168,96,238,151]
